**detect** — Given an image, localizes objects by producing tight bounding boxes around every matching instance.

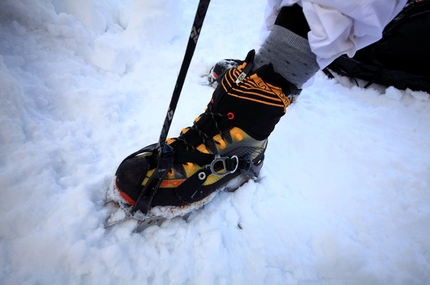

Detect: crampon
[104,168,258,232]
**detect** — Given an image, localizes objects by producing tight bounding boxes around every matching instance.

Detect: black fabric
[211,58,295,140]
[325,0,430,92]
[356,1,430,76]
[214,92,283,141]
[191,50,295,141]
[256,63,300,96]
[274,4,310,39]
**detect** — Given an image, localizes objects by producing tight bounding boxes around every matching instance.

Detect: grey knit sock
[254,25,319,88]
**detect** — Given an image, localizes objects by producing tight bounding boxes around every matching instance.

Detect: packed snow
[1,0,430,284]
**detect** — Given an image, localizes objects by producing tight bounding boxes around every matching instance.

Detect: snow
[1,0,430,284]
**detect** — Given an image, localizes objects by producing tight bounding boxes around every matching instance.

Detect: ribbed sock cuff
[254,25,319,88]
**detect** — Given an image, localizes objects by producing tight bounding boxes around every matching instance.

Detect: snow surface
[1,0,430,284]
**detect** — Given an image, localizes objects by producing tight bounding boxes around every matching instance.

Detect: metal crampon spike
[104,202,131,228]
[133,217,166,233]
[104,198,166,231]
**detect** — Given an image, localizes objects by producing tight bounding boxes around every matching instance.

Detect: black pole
[158,0,210,147]
[132,0,211,215]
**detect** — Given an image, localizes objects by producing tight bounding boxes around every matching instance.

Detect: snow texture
[1,0,430,284]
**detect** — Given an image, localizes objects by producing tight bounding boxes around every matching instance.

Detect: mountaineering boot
[113,50,299,218]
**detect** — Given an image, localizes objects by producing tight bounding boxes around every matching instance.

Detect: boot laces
[178,107,233,153]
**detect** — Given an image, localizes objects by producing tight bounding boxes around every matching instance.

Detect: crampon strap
[175,152,255,202]
[131,144,174,215]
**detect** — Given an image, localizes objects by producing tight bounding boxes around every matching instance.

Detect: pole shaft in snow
[132,0,211,215]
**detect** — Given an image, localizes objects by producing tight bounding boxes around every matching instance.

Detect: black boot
[114,50,299,217]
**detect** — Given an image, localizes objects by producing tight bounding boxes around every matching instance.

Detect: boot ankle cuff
[254,63,300,96]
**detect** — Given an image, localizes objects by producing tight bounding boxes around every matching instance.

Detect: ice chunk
[409,89,429,101]
[384,86,402,100]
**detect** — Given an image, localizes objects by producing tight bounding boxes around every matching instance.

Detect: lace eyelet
[227,112,234,120]
[198,172,206,180]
